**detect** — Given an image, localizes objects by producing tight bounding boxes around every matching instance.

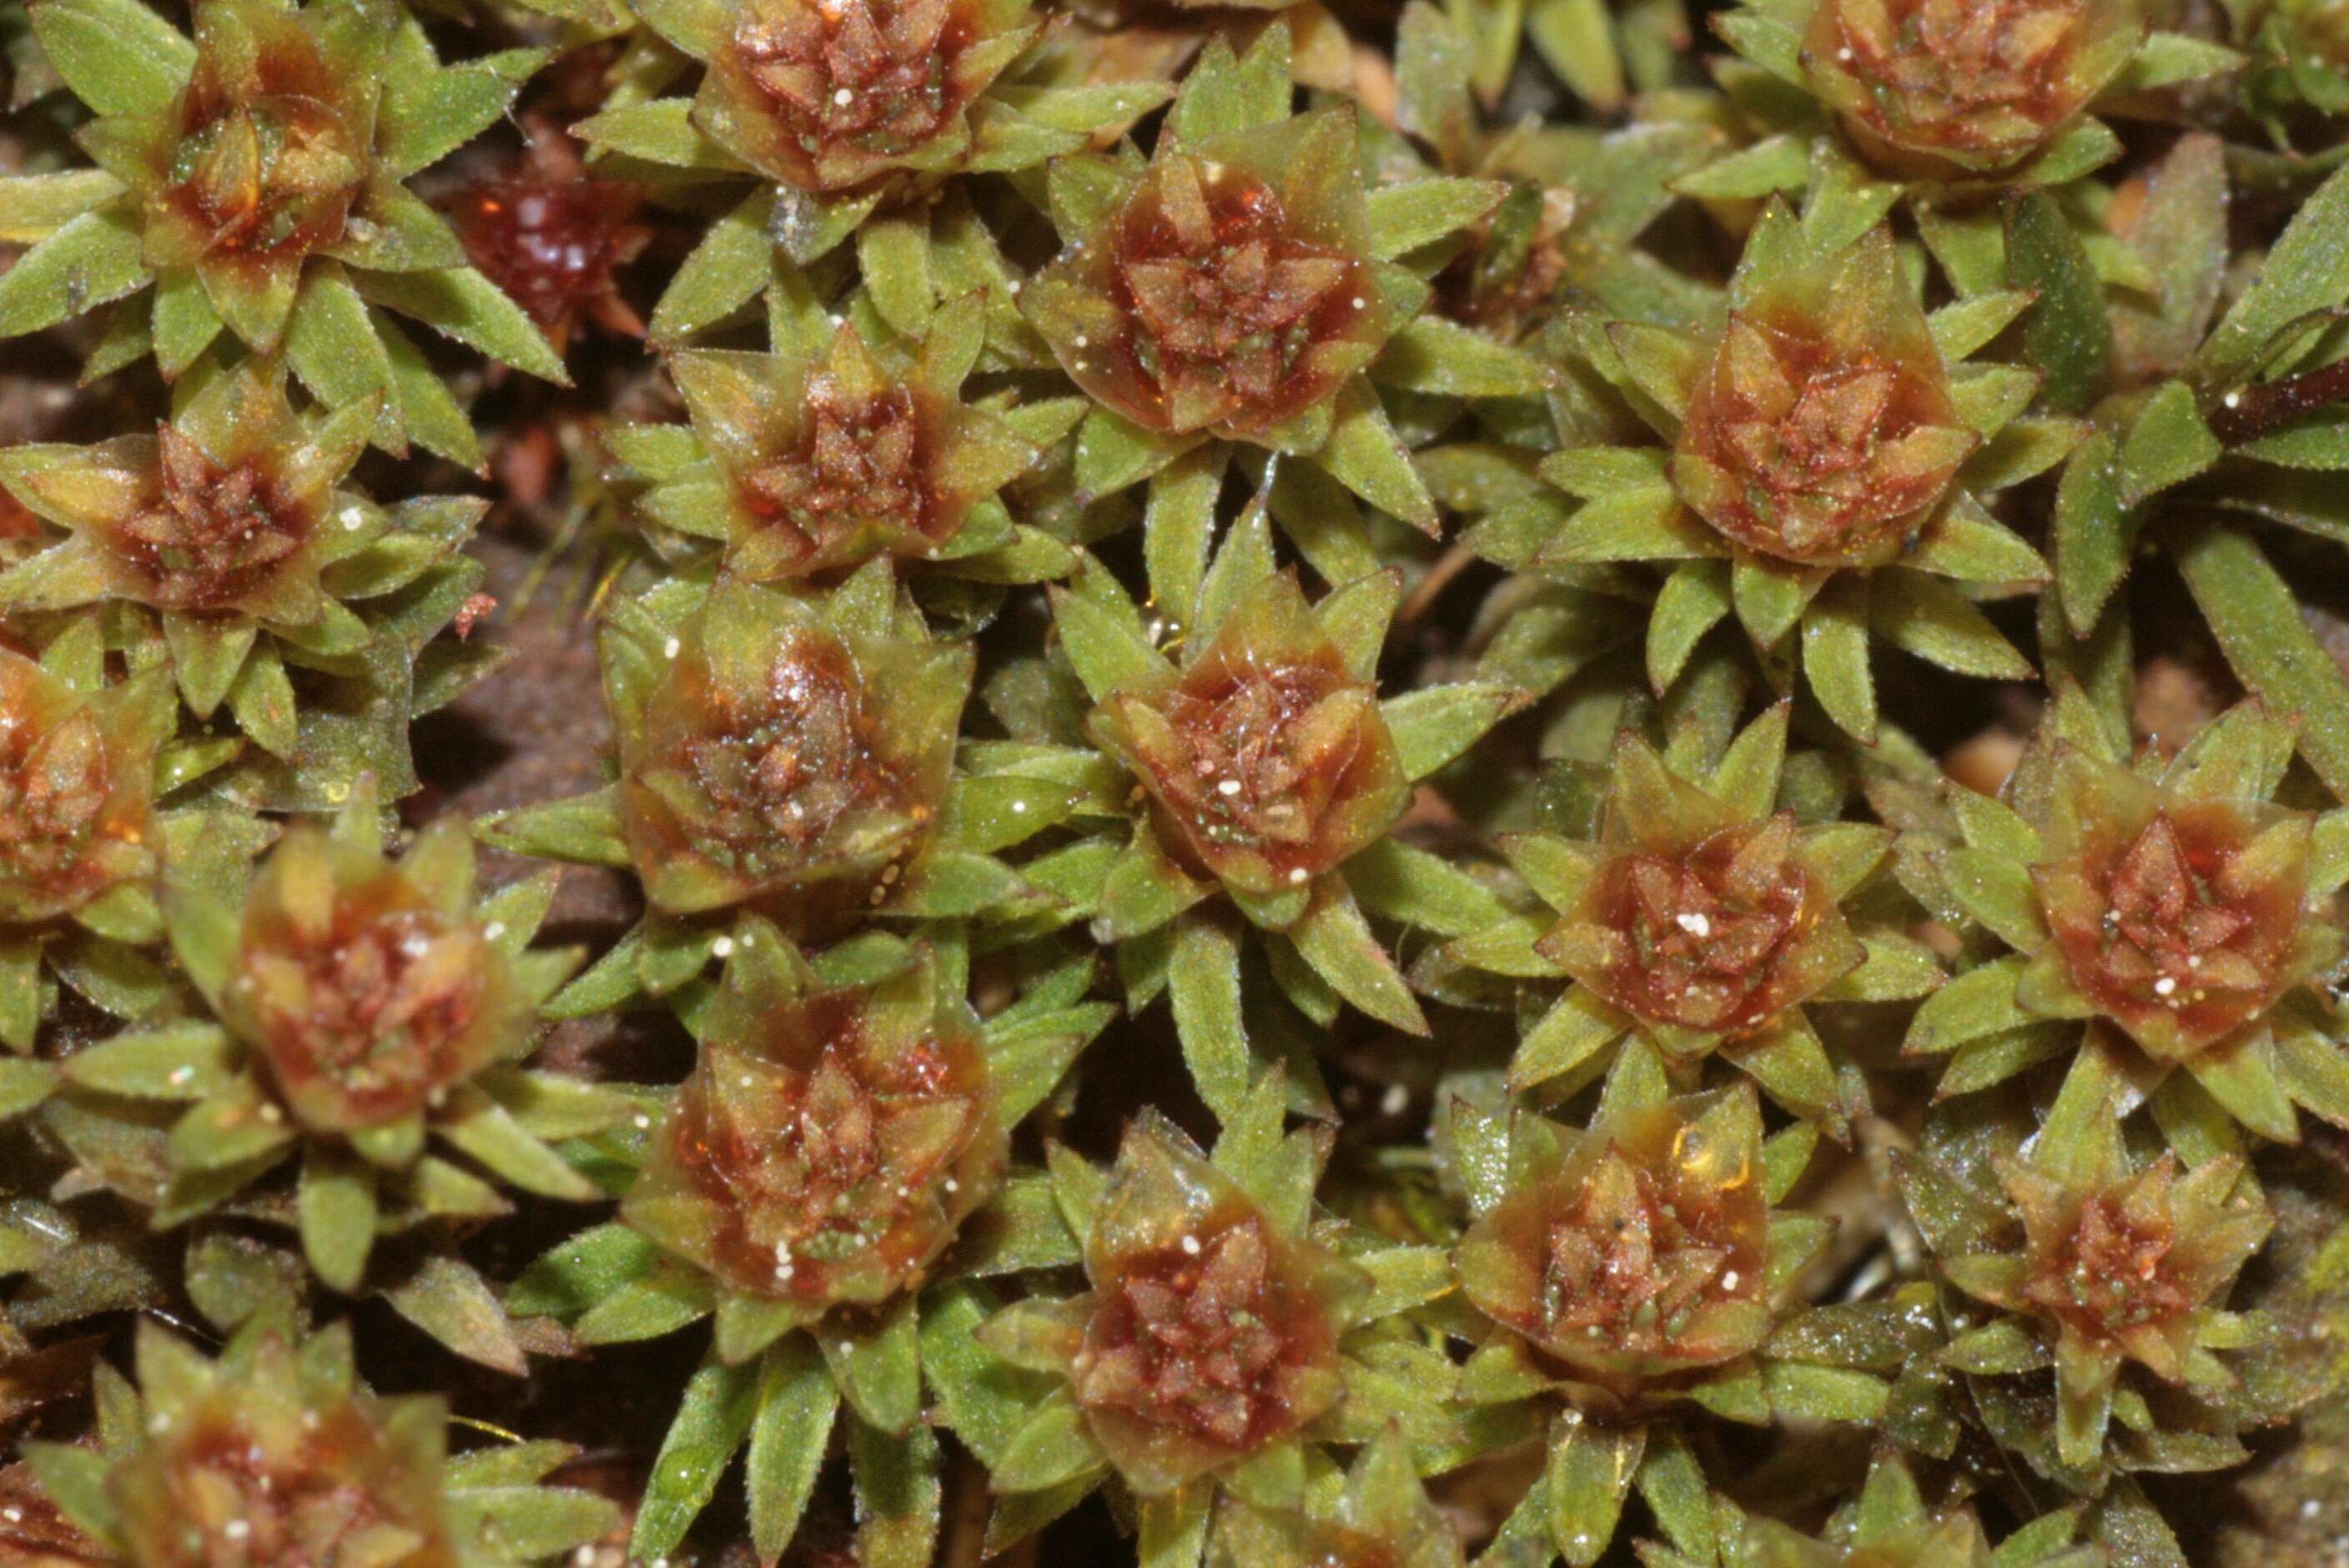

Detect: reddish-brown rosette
[1674,228,1977,569]
[1059,1116,1366,1493]
[118,425,314,614]
[222,821,530,1134]
[1085,573,1406,905]
[1801,0,2145,181]
[1939,1135,2271,1464]
[1456,1089,1774,1400]
[622,938,1005,1315]
[107,1325,457,1568]
[1075,1210,1335,1455]
[2029,748,2335,1063]
[1560,814,1846,1036]
[662,322,1036,582]
[0,653,169,931]
[1026,109,1390,442]
[1533,730,1866,1058]
[693,0,1038,193]
[604,578,970,926]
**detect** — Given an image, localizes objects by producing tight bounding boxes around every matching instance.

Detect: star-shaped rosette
[612,293,1067,586]
[1451,706,1941,1127]
[1498,204,2062,741]
[504,923,1110,1567]
[1023,26,1535,532]
[1691,0,2236,223]
[22,1317,616,1568]
[1028,107,1386,447]
[0,0,565,458]
[0,648,175,1053]
[1456,1091,1775,1395]
[958,1081,1456,1554]
[697,0,1038,193]
[572,0,1169,339]
[1901,1086,2271,1473]
[1011,510,1523,1120]
[1641,1450,2099,1568]
[0,356,497,809]
[42,781,616,1299]
[482,565,1074,1013]
[1902,698,2349,1143]
[1441,1080,1871,1567]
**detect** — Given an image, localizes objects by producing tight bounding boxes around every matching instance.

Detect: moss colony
[6,0,2349,1561]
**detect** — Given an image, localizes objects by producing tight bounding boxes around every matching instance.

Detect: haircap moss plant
[1439,1072,1895,1565]
[1019,24,1548,544]
[8,0,2349,1560]
[1895,1059,2280,1483]
[963,1074,1456,1555]
[1693,0,2239,231]
[1484,198,2060,746]
[22,1314,619,1566]
[504,921,1110,1565]
[612,291,1069,589]
[33,777,621,1332]
[478,562,1084,1012]
[1013,506,1523,1122]
[1902,695,2349,1143]
[0,0,567,462]
[1453,702,1940,1131]
[0,354,503,811]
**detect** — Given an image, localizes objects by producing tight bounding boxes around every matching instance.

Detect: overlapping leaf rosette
[1693,0,2236,226]
[608,293,1074,591]
[0,0,564,460]
[0,357,500,811]
[483,565,1070,1010]
[1203,1427,1466,1568]
[993,511,1521,1119]
[1496,206,2064,742]
[505,924,1110,1565]
[572,0,1170,339]
[1451,706,1941,1128]
[1017,25,1546,562]
[1901,697,2349,1143]
[1899,1073,2275,1480]
[38,782,618,1318]
[956,1083,1456,1563]
[1638,1450,2100,1568]
[0,646,193,1058]
[22,1316,616,1566]
[1441,1079,1877,1566]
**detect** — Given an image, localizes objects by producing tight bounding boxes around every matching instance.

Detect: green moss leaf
[28,0,192,115]
[634,1353,762,1562]
[0,206,148,338]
